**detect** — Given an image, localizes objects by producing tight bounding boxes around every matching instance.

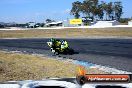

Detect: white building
[91,20,120,27]
[128,20,132,25]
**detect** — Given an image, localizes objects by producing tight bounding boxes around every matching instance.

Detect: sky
[0,0,132,23]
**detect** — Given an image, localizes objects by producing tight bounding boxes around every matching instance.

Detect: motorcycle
[47,39,74,55]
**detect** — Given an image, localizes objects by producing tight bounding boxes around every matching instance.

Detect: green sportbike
[47,38,74,55]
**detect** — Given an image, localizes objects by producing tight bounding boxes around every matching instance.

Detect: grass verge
[0,28,132,38]
[0,51,107,82]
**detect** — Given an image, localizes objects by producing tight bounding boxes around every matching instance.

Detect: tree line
[70,0,123,21]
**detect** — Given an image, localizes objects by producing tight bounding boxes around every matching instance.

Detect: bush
[119,18,131,23]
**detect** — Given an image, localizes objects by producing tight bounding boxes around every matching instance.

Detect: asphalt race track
[0,38,132,72]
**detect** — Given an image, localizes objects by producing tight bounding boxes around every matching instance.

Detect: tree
[70,0,123,21]
[82,0,104,21]
[114,1,123,20]
[106,2,114,20]
[89,0,99,21]
[97,3,104,20]
[70,1,82,19]
[82,0,90,18]
[100,1,108,20]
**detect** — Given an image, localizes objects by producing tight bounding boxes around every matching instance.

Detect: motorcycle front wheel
[51,48,59,55]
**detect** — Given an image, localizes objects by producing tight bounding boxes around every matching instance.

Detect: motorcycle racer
[47,38,71,54]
